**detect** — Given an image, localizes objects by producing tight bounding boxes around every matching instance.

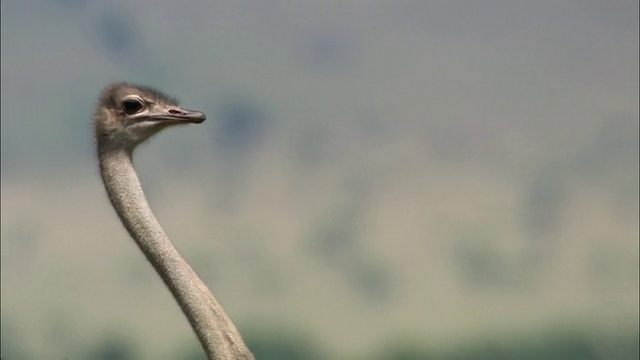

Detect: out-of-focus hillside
[1,1,638,359]
[2,128,638,358]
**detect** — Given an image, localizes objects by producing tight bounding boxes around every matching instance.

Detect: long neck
[99,149,253,360]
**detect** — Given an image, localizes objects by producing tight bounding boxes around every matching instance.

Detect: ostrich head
[95,82,206,153]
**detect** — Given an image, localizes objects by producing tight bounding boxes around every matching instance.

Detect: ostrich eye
[122,99,144,114]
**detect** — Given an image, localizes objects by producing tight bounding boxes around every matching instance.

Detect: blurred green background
[1,1,638,359]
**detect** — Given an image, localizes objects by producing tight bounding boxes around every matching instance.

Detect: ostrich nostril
[168,109,183,115]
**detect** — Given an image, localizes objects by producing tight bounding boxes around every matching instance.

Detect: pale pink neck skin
[98,148,253,360]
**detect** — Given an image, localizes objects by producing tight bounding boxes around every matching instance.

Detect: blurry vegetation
[571,115,639,183]
[289,124,332,175]
[243,327,327,360]
[451,231,526,290]
[177,340,207,360]
[212,99,269,158]
[586,242,639,294]
[44,306,78,357]
[569,114,640,220]
[521,165,567,241]
[307,199,361,268]
[349,258,395,305]
[305,175,394,304]
[173,326,327,360]
[2,324,637,360]
[374,328,639,360]
[209,98,270,209]
[0,317,30,360]
[1,220,40,269]
[84,334,139,360]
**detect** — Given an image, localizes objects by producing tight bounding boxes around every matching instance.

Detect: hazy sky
[1,0,637,177]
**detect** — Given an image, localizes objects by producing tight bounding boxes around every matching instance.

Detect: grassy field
[2,135,637,358]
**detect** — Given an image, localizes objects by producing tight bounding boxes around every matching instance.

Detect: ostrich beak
[146,106,206,124]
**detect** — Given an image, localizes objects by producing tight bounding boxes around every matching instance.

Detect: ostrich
[94,82,254,359]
